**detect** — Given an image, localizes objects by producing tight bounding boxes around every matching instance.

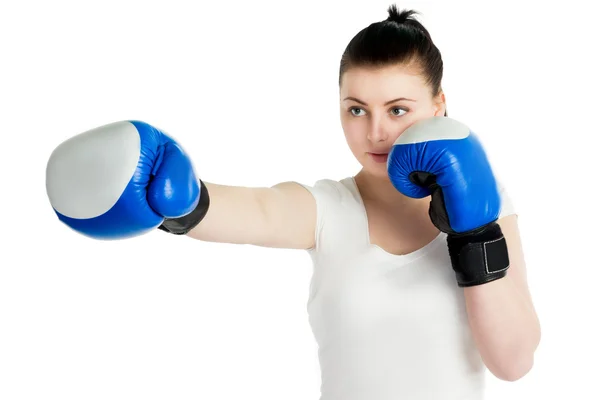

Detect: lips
[368,152,389,163]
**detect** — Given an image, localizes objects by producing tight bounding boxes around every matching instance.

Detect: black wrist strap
[158,179,210,235]
[447,222,510,287]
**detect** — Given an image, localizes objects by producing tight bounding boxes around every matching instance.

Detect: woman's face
[340,64,446,179]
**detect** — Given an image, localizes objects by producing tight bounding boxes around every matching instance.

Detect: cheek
[390,108,438,141]
[388,115,417,142]
[341,117,366,147]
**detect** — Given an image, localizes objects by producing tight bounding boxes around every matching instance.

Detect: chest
[307,237,463,340]
[365,200,441,256]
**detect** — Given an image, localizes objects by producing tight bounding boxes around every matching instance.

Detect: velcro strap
[447,222,510,287]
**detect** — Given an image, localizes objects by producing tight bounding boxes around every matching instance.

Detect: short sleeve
[298,179,343,253]
[497,179,517,219]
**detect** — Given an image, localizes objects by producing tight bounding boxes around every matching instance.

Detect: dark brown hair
[339,5,446,114]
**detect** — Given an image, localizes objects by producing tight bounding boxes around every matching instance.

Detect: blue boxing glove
[388,116,509,287]
[46,120,210,240]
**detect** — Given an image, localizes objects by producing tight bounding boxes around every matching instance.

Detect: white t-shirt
[301,176,516,400]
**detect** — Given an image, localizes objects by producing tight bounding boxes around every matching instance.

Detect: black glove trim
[158,179,210,235]
[408,171,453,234]
[447,222,510,287]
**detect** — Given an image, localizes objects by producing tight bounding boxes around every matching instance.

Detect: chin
[373,168,390,180]
[364,160,390,179]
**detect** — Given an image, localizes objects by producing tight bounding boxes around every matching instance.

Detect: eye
[390,107,408,117]
[349,107,366,117]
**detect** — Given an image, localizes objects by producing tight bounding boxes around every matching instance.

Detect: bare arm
[186,181,316,250]
[463,214,541,381]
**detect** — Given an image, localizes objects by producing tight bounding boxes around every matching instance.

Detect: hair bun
[386,4,420,25]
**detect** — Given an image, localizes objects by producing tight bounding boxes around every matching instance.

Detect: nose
[367,115,389,143]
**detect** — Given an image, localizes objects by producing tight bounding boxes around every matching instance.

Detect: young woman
[46,5,541,400]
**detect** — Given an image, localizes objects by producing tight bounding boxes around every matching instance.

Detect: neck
[354,168,427,209]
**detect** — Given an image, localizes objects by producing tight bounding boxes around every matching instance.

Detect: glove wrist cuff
[158,179,210,235]
[447,222,510,287]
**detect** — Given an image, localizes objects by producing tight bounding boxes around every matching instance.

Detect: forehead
[340,64,429,101]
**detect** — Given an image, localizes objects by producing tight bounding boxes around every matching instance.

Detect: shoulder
[299,177,365,253]
[300,177,358,206]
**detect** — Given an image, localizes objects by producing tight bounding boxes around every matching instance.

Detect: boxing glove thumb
[148,139,200,219]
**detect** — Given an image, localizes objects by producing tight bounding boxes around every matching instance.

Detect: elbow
[489,353,535,382]
[489,322,541,382]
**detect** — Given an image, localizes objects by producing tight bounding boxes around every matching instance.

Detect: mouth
[368,152,389,163]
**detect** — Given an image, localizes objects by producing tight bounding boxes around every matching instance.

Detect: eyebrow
[343,96,416,105]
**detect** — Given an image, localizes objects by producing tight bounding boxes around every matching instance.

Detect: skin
[188,61,541,383]
[339,63,541,381]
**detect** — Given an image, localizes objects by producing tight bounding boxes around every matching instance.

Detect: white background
[1,0,598,399]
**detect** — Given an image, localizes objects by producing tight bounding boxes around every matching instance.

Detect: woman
[46,5,541,400]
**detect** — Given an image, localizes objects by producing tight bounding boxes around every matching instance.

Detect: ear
[433,91,446,117]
